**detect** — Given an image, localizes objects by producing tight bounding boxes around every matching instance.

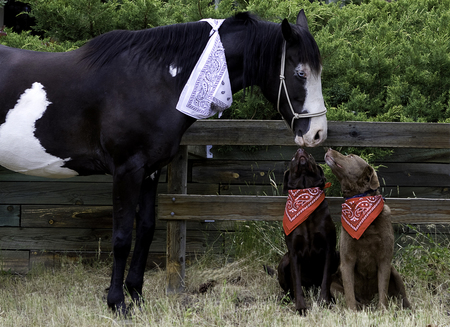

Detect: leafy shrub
[0,27,82,51]
[310,0,450,123]
[24,0,121,41]
[5,0,450,123]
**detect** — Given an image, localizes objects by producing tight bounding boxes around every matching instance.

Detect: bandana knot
[283,183,330,236]
[341,195,384,240]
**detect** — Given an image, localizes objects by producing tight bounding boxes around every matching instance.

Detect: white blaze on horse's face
[0,82,78,178]
[295,63,327,147]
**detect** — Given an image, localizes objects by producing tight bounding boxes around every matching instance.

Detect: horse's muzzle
[295,127,327,147]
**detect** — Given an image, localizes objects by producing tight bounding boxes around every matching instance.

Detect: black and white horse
[0,10,326,312]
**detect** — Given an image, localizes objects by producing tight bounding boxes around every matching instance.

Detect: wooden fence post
[165,145,188,294]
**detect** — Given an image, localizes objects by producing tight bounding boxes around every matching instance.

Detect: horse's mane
[81,21,211,90]
[81,12,321,91]
[222,12,321,88]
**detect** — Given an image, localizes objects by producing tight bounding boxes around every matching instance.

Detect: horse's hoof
[296,307,308,316]
[108,301,129,317]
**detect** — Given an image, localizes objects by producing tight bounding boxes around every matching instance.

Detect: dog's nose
[295,148,308,165]
[296,148,306,155]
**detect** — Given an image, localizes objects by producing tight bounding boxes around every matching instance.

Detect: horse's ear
[296,9,310,31]
[281,18,294,43]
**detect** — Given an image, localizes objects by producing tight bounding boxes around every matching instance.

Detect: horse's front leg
[107,166,145,314]
[125,170,161,306]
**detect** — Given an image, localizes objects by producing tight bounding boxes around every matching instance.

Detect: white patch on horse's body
[0,82,78,178]
[169,65,179,77]
[295,63,327,147]
[149,171,158,180]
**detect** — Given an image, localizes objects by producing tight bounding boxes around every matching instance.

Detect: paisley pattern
[341,195,384,240]
[176,19,232,119]
[283,187,325,235]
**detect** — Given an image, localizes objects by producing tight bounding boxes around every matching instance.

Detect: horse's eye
[296,70,306,78]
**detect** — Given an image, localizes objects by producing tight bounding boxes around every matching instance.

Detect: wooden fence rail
[181,120,449,148]
[160,120,450,294]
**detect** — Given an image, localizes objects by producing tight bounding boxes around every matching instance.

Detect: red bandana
[283,183,330,236]
[341,195,384,240]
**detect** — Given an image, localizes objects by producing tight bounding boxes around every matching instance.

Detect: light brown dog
[324,148,411,310]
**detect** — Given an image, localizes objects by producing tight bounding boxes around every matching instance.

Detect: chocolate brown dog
[278,148,339,314]
[324,148,411,310]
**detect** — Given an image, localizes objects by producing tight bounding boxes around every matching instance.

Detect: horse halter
[277,41,327,132]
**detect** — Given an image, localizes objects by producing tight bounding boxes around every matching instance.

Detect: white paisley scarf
[176,19,233,119]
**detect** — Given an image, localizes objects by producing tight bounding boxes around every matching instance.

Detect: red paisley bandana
[283,183,330,236]
[341,195,384,240]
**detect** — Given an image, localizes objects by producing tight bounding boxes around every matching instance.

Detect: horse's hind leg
[107,166,146,314]
[125,170,161,307]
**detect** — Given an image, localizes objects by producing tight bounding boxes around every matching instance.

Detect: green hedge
[1,0,449,123]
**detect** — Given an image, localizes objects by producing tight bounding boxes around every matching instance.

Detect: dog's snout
[295,148,308,164]
[299,156,307,165]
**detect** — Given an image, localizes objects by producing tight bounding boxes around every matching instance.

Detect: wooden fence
[158,120,450,293]
[0,120,448,281]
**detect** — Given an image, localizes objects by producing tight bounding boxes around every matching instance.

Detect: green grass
[0,232,448,327]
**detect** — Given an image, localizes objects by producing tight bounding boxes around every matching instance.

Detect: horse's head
[277,10,327,147]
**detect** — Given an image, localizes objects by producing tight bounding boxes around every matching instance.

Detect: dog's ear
[364,165,380,190]
[317,165,327,188]
[283,170,290,193]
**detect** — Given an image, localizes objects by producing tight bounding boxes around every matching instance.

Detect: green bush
[3,0,450,122]
[308,0,450,123]
[24,0,121,41]
[0,28,83,51]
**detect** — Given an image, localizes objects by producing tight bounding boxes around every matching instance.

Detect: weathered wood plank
[21,205,235,230]
[182,120,450,148]
[0,227,113,251]
[0,227,222,253]
[207,145,450,164]
[166,146,188,294]
[191,160,287,185]
[0,166,113,183]
[190,160,449,187]
[21,206,113,228]
[0,205,20,227]
[383,148,450,164]
[220,184,449,199]
[377,163,450,187]
[0,182,112,205]
[0,250,29,273]
[158,194,450,224]
[0,181,216,207]
[29,251,167,270]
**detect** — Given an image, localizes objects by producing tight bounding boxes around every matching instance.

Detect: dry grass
[0,250,448,327]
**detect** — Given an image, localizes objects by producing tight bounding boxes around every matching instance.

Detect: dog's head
[324,148,380,198]
[283,148,326,192]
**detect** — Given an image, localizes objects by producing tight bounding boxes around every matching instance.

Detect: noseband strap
[277,41,327,132]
